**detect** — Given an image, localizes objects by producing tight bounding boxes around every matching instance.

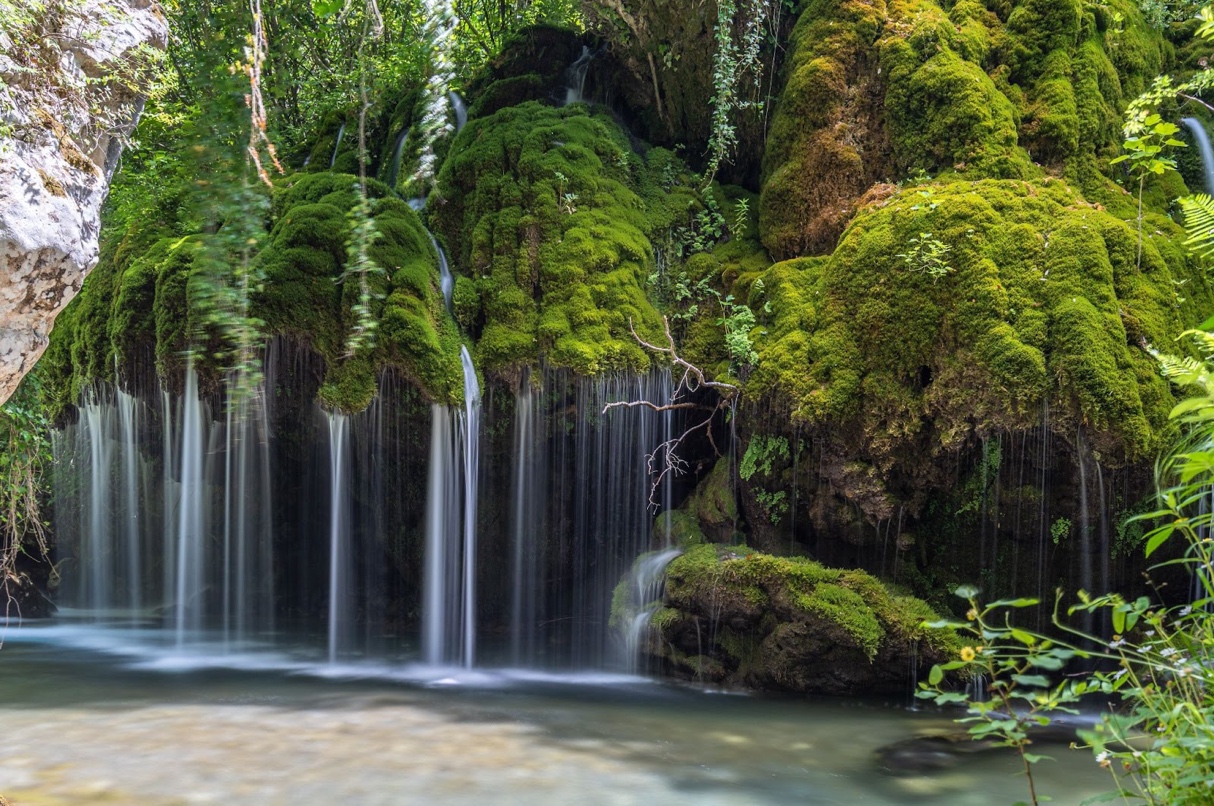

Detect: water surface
[0,624,1113,805]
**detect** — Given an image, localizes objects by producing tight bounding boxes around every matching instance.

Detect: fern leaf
[1179,194,1214,258]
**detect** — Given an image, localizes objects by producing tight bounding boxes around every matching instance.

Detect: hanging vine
[411,0,457,189]
[704,0,770,185]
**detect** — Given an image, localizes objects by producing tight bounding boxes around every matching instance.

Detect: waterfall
[82,394,112,613]
[510,374,544,665]
[117,389,141,614]
[174,360,206,646]
[330,122,346,170]
[448,91,467,133]
[564,46,593,106]
[427,232,454,312]
[459,347,480,666]
[55,358,275,647]
[619,548,682,675]
[1182,118,1214,195]
[326,413,351,663]
[503,368,677,669]
[421,349,481,667]
[387,128,409,189]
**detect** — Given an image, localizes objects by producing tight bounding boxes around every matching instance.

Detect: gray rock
[0,0,166,403]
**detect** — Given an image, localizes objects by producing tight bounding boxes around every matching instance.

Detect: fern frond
[1179,194,1214,258]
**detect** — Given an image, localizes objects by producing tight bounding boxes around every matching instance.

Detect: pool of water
[0,623,1114,805]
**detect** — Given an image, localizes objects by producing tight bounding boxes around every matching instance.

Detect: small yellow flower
[960,646,976,662]
[966,608,978,621]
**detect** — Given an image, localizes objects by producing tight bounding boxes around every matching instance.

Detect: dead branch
[602,315,740,511]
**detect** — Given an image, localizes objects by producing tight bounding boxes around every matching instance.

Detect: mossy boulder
[637,544,958,694]
[682,458,739,543]
[257,172,462,410]
[748,178,1209,524]
[44,171,462,416]
[432,101,672,380]
[760,0,1174,260]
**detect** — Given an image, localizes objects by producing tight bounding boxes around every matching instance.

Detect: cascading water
[448,91,467,133]
[329,122,346,170]
[618,548,682,675]
[386,128,409,189]
[174,360,205,646]
[505,368,677,670]
[564,46,593,106]
[55,359,275,648]
[459,347,480,666]
[510,375,544,665]
[1182,117,1214,194]
[326,413,351,663]
[421,348,481,667]
[427,232,454,311]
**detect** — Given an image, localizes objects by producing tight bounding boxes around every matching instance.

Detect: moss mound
[749,178,1208,491]
[44,171,461,417]
[431,101,674,379]
[257,172,461,410]
[760,0,1173,260]
[636,544,958,694]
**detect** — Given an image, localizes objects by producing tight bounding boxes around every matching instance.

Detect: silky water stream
[0,625,1113,806]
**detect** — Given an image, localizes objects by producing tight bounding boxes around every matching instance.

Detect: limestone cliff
[0,0,166,403]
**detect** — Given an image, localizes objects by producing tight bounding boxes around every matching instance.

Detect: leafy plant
[739,434,790,480]
[1179,193,1214,260]
[338,187,386,357]
[1049,517,1072,545]
[897,232,954,282]
[0,383,51,617]
[730,197,750,239]
[918,588,1085,806]
[718,294,758,375]
[704,0,768,184]
[1111,113,1186,269]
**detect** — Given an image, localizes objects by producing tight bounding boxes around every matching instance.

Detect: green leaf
[1011,674,1050,688]
[988,598,1040,608]
[1010,628,1037,646]
[928,664,943,686]
[313,0,344,17]
[953,584,980,599]
[1112,607,1125,635]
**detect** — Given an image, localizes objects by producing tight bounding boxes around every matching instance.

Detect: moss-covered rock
[759,0,1175,260]
[44,171,462,416]
[257,172,462,410]
[635,544,958,694]
[749,178,1208,509]
[432,101,672,380]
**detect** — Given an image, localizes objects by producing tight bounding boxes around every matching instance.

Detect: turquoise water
[0,623,1113,805]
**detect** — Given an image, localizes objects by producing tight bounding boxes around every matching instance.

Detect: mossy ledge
[630,543,959,695]
[749,177,1210,493]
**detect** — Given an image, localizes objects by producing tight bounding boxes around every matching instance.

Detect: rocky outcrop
[0,0,166,404]
[619,543,960,695]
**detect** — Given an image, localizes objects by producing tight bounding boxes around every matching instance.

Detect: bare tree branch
[603,315,740,510]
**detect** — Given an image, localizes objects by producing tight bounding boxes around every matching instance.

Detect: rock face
[0,0,166,404]
[619,544,959,695]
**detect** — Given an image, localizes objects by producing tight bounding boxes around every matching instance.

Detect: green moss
[653,509,706,547]
[662,544,955,661]
[257,172,461,409]
[687,459,737,525]
[432,101,669,380]
[760,0,1174,260]
[749,179,1209,474]
[882,30,1032,178]
[758,0,889,258]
